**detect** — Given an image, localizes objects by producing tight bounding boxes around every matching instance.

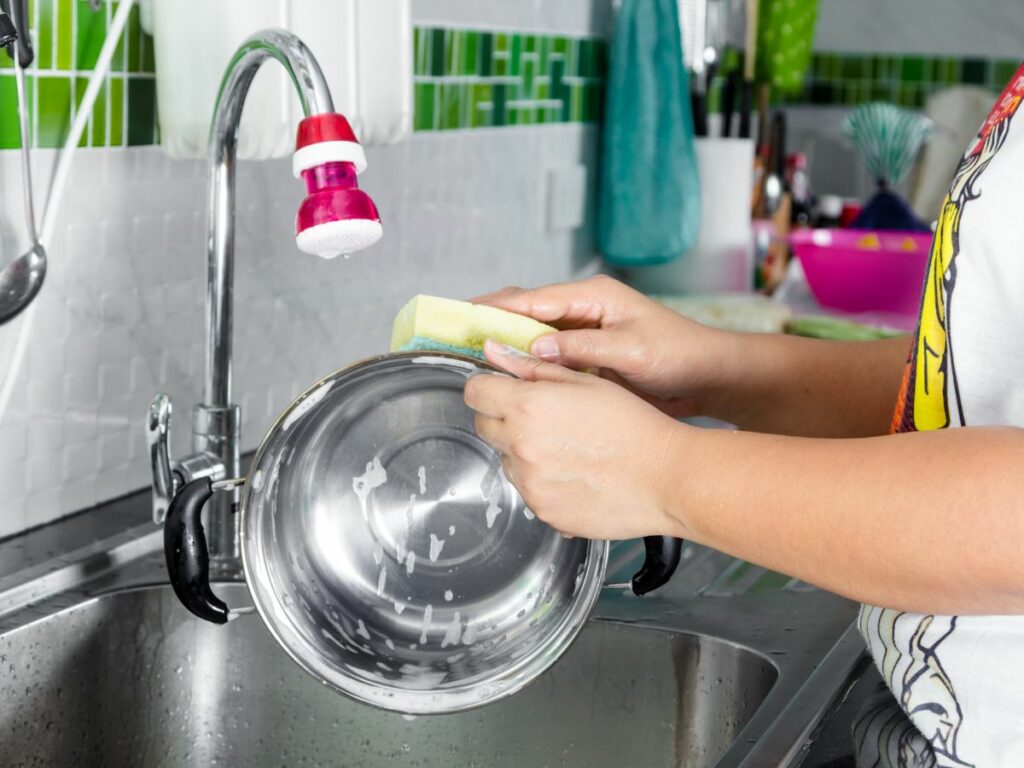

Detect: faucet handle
[147,393,179,525]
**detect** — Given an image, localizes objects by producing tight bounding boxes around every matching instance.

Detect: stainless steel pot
[164,352,681,713]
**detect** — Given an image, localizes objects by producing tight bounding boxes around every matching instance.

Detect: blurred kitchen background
[0,0,1021,539]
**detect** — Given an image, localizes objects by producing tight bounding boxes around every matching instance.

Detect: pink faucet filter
[293,113,382,259]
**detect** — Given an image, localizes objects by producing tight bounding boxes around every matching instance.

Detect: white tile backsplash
[0,123,601,537]
[413,0,613,36]
[816,0,1024,58]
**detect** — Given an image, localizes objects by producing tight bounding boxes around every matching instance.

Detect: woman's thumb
[531,329,636,372]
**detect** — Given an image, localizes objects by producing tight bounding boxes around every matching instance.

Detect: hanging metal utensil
[0,0,47,325]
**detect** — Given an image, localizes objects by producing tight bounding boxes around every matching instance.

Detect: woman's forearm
[670,425,1024,614]
[703,334,911,437]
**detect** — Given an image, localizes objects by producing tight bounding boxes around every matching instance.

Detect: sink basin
[0,584,775,768]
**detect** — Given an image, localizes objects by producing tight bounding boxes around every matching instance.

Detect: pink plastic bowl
[790,229,934,317]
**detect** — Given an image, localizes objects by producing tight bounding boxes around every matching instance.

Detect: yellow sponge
[390,295,556,360]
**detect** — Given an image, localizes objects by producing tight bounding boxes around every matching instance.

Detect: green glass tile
[840,56,863,79]
[90,77,107,146]
[494,32,508,53]
[534,80,548,102]
[413,28,426,76]
[578,39,595,78]
[523,34,537,55]
[76,0,106,70]
[111,0,126,71]
[870,55,887,80]
[38,76,71,147]
[570,83,583,121]
[565,39,579,77]
[898,83,915,107]
[944,58,961,84]
[429,28,444,76]
[479,32,493,77]
[74,76,88,147]
[492,83,507,126]
[870,82,893,102]
[141,31,155,72]
[509,34,522,77]
[900,56,924,82]
[493,54,507,77]
[461,29,478,76]
[471,83,492,128]
[821,53,839,80]
[414,82,436,131]
[961,58,987,85]
[441,82,459,130]
[444,29,458,76]
[538,36,551,74]
[595,40,609,77]
[552,36,568,60]
[36,0,54,69]
[0,74,32,148]
[522,57,535,97]
[56,0,72,69]
[109,76,123,145]
[994,60,1019,88]
[551,57,568,102]
[127,76,155,144]
[126,3,142,72]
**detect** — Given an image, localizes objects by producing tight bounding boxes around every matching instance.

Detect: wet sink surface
[0,584,775,768]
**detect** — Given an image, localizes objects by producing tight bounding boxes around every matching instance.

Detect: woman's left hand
[463,340,687,540]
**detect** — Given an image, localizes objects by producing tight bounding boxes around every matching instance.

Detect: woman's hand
[473,275,733,418]
[464,340,688,540]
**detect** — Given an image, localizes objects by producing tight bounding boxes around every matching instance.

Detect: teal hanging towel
[599,0,700,266]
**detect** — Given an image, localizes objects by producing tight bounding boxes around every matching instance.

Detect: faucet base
[193,403,241,562]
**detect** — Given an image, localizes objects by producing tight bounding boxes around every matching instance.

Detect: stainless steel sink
[0,583,775,768]
[0,501,864,767]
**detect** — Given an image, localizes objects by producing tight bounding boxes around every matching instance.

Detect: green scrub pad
[390,295,556,361]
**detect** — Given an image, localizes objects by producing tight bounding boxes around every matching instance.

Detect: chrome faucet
[147,30,336,569]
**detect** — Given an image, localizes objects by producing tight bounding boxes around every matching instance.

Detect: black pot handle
[164,477,229,624]
[630,536,683,596]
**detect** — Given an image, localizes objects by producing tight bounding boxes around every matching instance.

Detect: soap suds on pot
[353,457,387,520]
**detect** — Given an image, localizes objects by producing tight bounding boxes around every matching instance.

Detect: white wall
[0,0,608,538]
[816,0,1024,58]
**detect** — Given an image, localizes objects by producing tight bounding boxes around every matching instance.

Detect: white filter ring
[293,141,368,176]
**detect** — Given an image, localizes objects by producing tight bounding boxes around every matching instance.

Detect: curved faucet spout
[201,29,336,562]
[206,28,334,409]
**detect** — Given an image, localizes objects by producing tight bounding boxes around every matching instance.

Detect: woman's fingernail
[531,335,560,361]
[486,340,530,359]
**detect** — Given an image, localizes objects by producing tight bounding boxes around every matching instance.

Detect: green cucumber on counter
[785,315,905,341]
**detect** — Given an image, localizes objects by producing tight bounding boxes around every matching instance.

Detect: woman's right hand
[472,275,736,418]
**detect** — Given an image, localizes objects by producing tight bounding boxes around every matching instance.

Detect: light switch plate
[546,165,588,232]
